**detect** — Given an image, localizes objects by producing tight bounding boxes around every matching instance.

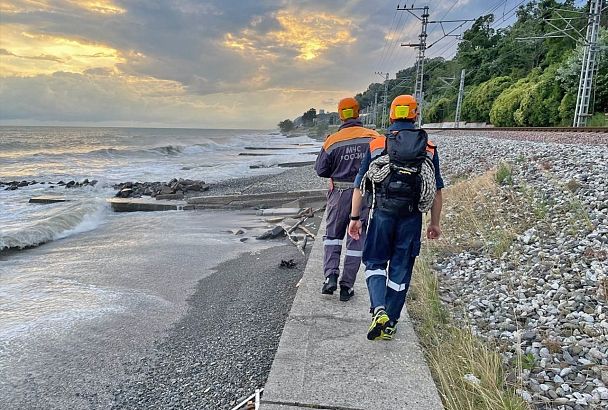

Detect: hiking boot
[321,274,338,295]
[367,308,390,340]
[339,287,354,302]
[381,321,397,340]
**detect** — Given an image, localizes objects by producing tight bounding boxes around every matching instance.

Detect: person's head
[389,95,417,123]
[337,97,360,122]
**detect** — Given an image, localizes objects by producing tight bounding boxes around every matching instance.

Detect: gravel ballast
[428,133,607,409]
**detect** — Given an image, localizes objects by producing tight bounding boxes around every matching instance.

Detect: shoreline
[1,164,326,410]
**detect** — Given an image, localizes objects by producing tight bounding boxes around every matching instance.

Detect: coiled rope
[360,154,436,225]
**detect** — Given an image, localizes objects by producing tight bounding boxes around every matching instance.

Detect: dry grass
[436,169,525,258]
[408,169,531,410]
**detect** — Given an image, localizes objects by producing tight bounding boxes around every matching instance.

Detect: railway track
[425,126,608,133]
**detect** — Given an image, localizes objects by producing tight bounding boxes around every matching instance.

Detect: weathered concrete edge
[260,216,444,410]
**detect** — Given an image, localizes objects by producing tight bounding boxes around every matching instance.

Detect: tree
[302,108,317,127]
[278,119,294,133]
[462,76,513,123]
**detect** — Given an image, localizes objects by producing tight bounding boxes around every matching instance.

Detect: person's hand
[426,224,442,240]
[348,220,362,240]
[329,178,334,191]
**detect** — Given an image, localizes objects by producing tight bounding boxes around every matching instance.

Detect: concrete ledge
[261,218,444,410]
[29,196,69,204]
[108,198,194,212]
[187,189,327,209]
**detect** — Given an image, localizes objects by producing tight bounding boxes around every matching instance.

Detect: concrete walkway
[261,218,444,410]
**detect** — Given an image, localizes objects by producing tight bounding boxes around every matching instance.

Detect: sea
[0,126,321,404]
[0,126,320,251]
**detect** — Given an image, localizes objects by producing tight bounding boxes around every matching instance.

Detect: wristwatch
[349,215,360,221]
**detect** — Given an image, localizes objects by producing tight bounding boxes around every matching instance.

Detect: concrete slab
[261,219,443,410]
[187,189,327,209]
[108,198,194,212]
[29,196,69,204]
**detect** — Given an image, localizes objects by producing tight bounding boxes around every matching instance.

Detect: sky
[0,0,531,129]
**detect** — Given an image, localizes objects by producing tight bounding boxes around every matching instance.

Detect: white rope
[360,154,436,227]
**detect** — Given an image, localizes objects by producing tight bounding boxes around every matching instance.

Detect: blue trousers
[363,209,422,323]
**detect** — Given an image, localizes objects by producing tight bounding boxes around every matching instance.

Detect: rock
[155,193,184,201]
[256,226,285,240]
[116,188,134,198]
[158,185,174,195]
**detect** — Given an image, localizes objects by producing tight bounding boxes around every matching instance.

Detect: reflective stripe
[345,249,363,257]
[387,280,407,292]
[365,269,387,279]
[324,239,343,246]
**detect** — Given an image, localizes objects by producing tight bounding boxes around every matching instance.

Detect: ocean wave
[0,200,108,251]
[1,142,227,162]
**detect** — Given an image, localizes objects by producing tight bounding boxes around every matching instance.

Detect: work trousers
[363,209,422,323]
[323,188,367,289]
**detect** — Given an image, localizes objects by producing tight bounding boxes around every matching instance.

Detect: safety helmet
[338,97,360,121]
[390,95,417,121]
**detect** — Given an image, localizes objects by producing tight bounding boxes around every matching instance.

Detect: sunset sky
[0,0,525,128]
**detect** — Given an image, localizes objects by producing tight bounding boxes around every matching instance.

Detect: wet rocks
[113,179,209,199]
[1,179,98,190]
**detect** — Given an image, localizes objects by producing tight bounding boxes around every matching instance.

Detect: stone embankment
[434,129,608,146]
[432,133,607,409]
[114,179,209,200]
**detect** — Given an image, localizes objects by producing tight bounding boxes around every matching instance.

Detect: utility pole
[373,92,379,128]
[454,69,465,128]
[399,5,474,127]
[400,5,429,127]
[574,0,603,127]
[516,1,605,127]
[382,72,389,130]
[375,72,390,129]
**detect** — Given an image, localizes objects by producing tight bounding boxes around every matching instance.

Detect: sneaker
[339,287,354,302]
[367,309,390,340]
[381,321,397,340]
[321,274,338,294]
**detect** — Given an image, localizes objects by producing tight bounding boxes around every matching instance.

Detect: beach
[0,126,326,409]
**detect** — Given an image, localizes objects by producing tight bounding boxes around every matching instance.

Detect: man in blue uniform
[315,97,381,301]
[348,95,444,340]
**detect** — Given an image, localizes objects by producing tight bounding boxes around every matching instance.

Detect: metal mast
[454,69,466,128]
[399,5,429,127]
[574,0,603,127]
[375,72,390,129]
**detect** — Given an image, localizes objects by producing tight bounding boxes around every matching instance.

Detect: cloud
[224,10,356,61]
[0,0,498,127]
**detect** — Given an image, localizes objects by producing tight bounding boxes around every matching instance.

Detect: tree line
[355,0,608,127]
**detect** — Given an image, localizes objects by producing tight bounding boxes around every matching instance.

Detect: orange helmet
[390,95,417,121]
[338,97,360,121]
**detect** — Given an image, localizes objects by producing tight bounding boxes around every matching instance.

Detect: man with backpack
[315,97,382,301]
[348,94,444,340]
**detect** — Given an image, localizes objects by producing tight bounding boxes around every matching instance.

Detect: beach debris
[231,228,246,235]
[280,259,297,269]
[256,226,285,240]
[297,225,316,239]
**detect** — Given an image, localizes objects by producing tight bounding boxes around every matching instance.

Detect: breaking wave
[0,200,108,251]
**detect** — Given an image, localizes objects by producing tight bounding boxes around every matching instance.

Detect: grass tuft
[495,162,513,185]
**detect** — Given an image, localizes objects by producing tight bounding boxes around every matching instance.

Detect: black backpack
[386,128,428,167]
[378,128,428,215]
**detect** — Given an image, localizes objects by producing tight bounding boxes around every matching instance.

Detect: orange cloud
[224,10,356,61]
[0,24,124,76]
[1,0,125,14]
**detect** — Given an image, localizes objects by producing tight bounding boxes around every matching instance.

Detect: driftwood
[297,225,315,239]
[286,233,305,255]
